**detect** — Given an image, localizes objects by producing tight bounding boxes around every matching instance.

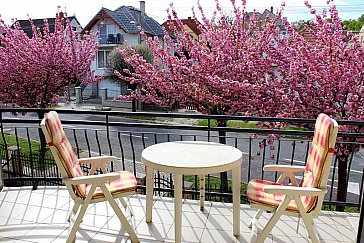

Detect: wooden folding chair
[247,113,338,243]
[40,111,140,243]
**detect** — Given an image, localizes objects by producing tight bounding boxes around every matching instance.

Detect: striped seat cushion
[86,171,137,199]
[247,113,335,213]
[247,179,311,212]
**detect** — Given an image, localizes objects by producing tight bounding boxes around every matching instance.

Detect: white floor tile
[200,228,239,243]
[100,214,140,236]
[40,208,70,224]
[90,232,129,242]
[0,236,31,243]
[18,223,67,243]
[51,227,98,243]
[134,221,172,242]
[148,208,175,225]
[0,202,28,219]
[164,225,204,243]
[272,235,309,243]
[182,211,208,228]
[0,188,31,204]
[0,223,37,240]
[205,213,235,231]
[14,206,58,223]
[0,191,359,243]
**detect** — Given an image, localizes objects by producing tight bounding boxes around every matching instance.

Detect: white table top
[141,141,242,174]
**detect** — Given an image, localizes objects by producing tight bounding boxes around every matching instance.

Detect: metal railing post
[357,186,364,243]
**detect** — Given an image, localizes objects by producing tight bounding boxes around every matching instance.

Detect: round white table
[141,141,242,243]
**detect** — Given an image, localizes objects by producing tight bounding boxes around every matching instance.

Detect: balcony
[99,33,124,45]
[0,186,357,242]
[0,108,362,242]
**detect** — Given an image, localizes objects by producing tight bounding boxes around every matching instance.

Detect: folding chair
[247,113,338,243]
[40,111,140,243]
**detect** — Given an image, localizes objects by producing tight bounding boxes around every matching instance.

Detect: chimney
[270,6,273,13]
[140,1,145,14]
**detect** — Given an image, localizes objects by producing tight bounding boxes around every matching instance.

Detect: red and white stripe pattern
[45,111,137,199]
[45,111,86,197]
[247,113,335,213]
[87,171,137,199]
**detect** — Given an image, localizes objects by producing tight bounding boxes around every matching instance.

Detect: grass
[123,115,157,121]
[0,132,54,169]
[183,175,248,204]
[197,119,257,128]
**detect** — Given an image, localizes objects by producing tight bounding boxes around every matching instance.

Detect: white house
[81,1,164,99]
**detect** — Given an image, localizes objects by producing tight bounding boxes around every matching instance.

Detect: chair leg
[119,197,128,209]
[67,186,96,243]
[68,202,81,222]
[254,196,291,243]
[294,196,319,243]
[249,209,263,228]
[119,196,133,217]
[101,184,140,243]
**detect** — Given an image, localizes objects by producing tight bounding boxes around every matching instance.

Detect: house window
[361,36,364,43]
[97,50,111,69]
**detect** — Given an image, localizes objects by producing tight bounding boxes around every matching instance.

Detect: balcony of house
[98,33,124,46]
[0,108,361,242]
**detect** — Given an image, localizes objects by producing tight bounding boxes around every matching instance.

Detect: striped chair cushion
[247,113,335,213]
[45,111,86,197]
[247,179,311,212]
[301,113,335,188]
[86,171,137,199]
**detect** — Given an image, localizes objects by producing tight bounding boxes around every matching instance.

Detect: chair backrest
[300,113,338,212]
[40,111,86,198]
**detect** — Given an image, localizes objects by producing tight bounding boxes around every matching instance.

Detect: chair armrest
[63,172,120,185]
[263,165,306,173]
[263,185,327,196]
[78,156,118,165]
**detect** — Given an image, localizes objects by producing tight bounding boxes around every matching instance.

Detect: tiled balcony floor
[0,186,358,242]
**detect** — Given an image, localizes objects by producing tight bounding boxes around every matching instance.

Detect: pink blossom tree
[0,12,99,109]
[277,1,364,208]
[116,0,287,191]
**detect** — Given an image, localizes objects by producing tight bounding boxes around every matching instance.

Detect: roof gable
[82,6,164,36]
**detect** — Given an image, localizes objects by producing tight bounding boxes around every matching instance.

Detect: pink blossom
[0,12,99,108]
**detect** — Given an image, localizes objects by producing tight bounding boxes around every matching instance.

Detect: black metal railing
[0,108,363,210]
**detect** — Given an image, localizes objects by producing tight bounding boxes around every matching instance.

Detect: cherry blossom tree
[0,12,99,109]
[277,1,364,208]
[116,0,287,191]
[115,0,364,204]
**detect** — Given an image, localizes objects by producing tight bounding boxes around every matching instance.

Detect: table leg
[232,166,241,236]
[200,174,205,211]
[146,166,154,223]
[174,174,183,243]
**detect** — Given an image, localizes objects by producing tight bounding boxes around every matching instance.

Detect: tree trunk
[217,119,228,192]
[132,99,136,112]
[35,111,47,190]
[336,151,349,211]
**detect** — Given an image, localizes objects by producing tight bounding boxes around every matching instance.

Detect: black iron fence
[0,108,363,211]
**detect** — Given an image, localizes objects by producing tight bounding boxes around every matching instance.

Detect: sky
[0,0,363,27]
